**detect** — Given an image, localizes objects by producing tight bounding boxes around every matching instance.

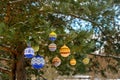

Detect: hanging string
[51,27,56,32]
[25,36,32,47]
[63,36,66,44]
[36,51,39,55]
[27,41,31,47]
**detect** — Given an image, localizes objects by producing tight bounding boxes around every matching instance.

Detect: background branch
[0,67,11,75]
[0,57,12,62]
[0,45,17,55]
[90,53,120,59]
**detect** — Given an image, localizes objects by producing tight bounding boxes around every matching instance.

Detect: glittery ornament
[31,55,45,69]
[70,58,76,66]
[49,31,57,41]
[82,58,90,65]
[52,56,61,67]
[24,46,34,58]
[48,43,57,51]
[60,45,70,57]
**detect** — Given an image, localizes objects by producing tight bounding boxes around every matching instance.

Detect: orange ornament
[52,56,61,67]
[60,45,70,57]
[70,58,76,66]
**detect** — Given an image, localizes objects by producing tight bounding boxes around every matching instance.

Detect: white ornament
[31,55,45,69]
[24,46,34,58]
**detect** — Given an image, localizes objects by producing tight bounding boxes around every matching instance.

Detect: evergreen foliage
[0,0,119,79]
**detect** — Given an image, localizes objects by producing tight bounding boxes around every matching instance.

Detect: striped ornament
[48,43,57,51]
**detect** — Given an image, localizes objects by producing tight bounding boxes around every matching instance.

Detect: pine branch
[52,12,106,36]
[40,75,47,80]
[0,67,11,75]
[0,45,17,55]
[53,12,116,54]
[0,57,12,62]
[9,0,23,4]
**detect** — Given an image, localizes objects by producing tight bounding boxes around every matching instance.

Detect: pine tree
[0,0,119,80]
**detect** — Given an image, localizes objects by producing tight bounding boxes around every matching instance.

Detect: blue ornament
[31,55,45,69]
[49,37,57,41]
[24,46,34,58]
[49,32,57,41]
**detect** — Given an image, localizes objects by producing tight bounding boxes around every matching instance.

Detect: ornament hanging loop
[27,41,31,47]
[63,37,66,44]
[51,27,56,32]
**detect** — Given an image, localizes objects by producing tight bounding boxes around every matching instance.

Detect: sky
[70,18,92,31]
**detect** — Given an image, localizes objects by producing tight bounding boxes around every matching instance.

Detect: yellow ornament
[32,45,39,52]
[70,58,76,66]
[60,45,70,57]
[49,31,57,41]
[82,58,90,65]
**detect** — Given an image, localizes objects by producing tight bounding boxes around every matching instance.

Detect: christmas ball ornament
[24,46,34,58]
[70,58,76,66]
[31,55,45,69]
[82,58,90,65]
[60,45,70,57]
[48,43,57,51]
[32,45,39,52]
[52,56,61,67]
[49,31,57,41]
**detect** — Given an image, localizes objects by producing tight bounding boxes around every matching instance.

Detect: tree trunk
[16,53,26,80]
[11,53,17,80]
[15,41,26,80]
